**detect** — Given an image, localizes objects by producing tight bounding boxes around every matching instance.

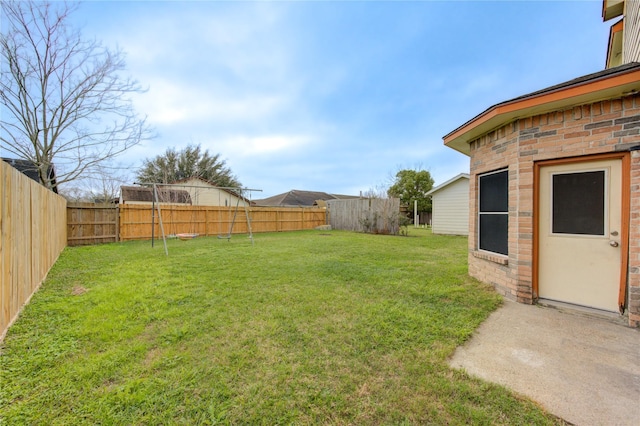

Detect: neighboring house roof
[426,173,470,196]
[443,62,640,155]
[254,190,357,207]
[2,157,58,193]
[120,185,192,204]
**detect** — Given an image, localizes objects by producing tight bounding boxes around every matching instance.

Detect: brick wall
[468,93,640,327]
[629,149,640,326]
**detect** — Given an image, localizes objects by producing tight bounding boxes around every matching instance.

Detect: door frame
[533,152,630,313]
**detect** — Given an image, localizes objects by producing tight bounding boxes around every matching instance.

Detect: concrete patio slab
[449,299,640,425]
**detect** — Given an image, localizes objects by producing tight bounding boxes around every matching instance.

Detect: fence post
[116,205,120,242]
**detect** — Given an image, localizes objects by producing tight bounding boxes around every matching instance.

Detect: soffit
[443,64,640,156]
[606,19,624,69]
[603,0,625,21]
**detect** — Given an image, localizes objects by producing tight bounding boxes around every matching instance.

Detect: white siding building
[426,173,469,235]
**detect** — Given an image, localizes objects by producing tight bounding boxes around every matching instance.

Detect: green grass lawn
[0,229,562,425]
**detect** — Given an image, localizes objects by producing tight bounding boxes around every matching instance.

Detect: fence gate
[67,203,118,246]
[327,198,400,234]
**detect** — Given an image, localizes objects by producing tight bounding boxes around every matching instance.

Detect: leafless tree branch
[1,0,153,191]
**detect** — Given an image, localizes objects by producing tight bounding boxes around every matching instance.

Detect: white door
[538,158,622,312]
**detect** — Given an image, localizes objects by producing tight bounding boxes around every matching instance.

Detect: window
[478,169,508,255]
[552,170,605,236]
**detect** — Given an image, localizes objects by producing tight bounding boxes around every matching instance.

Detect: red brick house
[443,0,640,327]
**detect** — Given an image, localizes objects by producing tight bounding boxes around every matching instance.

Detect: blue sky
[75,0,610,198]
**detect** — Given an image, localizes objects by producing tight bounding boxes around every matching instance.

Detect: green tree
[387,168,434,213]
[136,144,241,188]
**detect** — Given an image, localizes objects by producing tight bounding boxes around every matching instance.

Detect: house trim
[443,63,640,155]
[602,0,624,21]
[532,151,631,312]
[606,19,625,68]
[472,250,508,265]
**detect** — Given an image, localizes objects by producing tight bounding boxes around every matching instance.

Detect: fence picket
[1,161,66,339]
[117,205,327,241]
[327,198,401,234]
[3,169,332,339]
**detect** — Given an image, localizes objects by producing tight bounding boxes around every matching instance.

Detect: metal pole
[154,184,169,256]
[243,189,254,245]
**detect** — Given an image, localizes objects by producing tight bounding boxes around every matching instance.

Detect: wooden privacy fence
[67,203,119,246]
[119,204,328,241]
[327,198,401,234]
[1,161,67,339]
[66,204,327,244]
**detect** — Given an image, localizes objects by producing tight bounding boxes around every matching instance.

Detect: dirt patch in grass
[71,285,88,295]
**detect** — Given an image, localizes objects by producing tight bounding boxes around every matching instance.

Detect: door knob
[610,241,619,247]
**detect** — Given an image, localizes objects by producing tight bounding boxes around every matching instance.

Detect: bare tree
[0,0,152,192]
[59,168,128,204]
[92,169,127,204]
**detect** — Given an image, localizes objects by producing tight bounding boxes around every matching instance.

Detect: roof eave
[426,173,470,196]
[602,0,624,21]
[443,67,640,156]
[606,19,624,69]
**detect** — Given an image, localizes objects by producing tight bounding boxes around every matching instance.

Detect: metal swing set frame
[137,182,261,256]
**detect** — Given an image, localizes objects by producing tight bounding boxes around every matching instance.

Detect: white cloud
[133,78,288,126]
[76,0,607,199]
[112,2,292,82]
[109,3,311,153]
[217,134,314,158]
